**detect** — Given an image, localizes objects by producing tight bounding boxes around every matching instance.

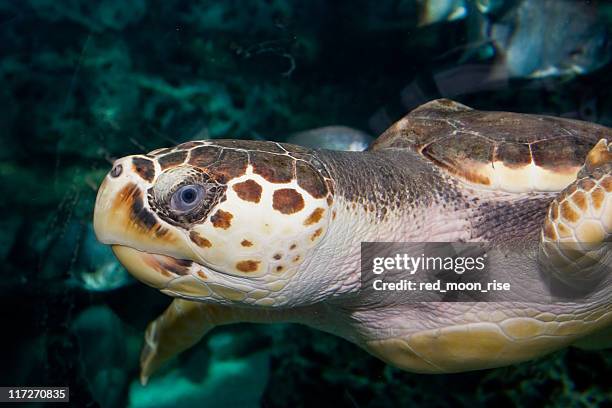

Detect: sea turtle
[93,99,612,384]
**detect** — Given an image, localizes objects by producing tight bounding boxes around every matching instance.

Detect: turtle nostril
[110,164,123,178]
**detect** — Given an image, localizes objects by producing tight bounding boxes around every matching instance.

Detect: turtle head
[94,140,335,306]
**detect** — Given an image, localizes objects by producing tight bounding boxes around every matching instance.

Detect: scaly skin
[93,103,612,383]
[303,148,612,373]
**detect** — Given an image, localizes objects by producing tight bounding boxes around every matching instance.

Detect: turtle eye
[170,184,205,213]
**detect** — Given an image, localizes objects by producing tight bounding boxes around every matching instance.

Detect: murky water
[1,1,611,407]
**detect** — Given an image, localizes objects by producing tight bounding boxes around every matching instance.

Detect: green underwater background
[1,0,611,406]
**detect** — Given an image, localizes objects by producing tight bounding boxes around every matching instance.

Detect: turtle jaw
[112,244,235,300]
[93,163,198,263]
[109,245,222,296]
[111,245,189,290]
[111,244,265,304]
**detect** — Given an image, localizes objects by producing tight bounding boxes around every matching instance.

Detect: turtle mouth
[112,245,249,301]
[111,245,215,291]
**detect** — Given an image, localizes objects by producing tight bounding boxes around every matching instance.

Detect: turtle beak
[110,245,192,290]
[111,245,235,300]
[93,158,228,298]
[93,175,114,238]
[93,158,199,274]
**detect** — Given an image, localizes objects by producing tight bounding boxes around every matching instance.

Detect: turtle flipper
[139,299,289,385]
[539,139,612,291]
[140,299,233,385]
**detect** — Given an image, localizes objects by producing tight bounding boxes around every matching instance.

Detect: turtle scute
[370,99,612,193]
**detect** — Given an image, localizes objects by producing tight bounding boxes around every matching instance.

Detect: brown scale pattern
[112,183,182,255]
[208,149,249,182]
[571,191,587,211]
[273,189,305,214]
[250,151,294,183]
[232,179,262,203]
[144,141,339,240]
[592,187,605,209]
[210,209,233,229]
[236,260,260,273]
[132,157,156,182]
[579,178,596,191]
[160,141,334,203]
[371,99,610,188]
[295,161,329,198]
[543,218,557,240]
[531,138,592,171]
[542,139,612,246]
[190,231,212,248]
[159,151,188,170]
[189,146,222,167]
[495,142,531,168]
[311,228,323,241]
[304,208,325,225]
[117,183,164,235]
[560,201,579,224]
[602,176,612,192]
